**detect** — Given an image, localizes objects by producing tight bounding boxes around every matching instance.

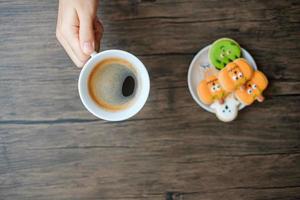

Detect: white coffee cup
[78,50,150,121]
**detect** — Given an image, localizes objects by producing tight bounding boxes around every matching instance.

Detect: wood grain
[0,0,300,199]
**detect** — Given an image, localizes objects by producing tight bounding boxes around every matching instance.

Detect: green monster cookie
[209,38,242,70]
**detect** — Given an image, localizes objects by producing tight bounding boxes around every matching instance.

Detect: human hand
[56,0,103,68]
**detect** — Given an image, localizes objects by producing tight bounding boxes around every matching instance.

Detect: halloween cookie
[209,38,242,70]
[235,71,268,105]
[210,94,240,122]
[197,71,227,105]
[218,58,254,92]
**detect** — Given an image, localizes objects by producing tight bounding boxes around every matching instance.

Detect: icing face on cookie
[218,58,254,92]
[209,38,242,70]
[197,74,227,105]
[226,63,246,86]
[246,82,263,101]
[235,71,268,105]
[210,94,240,122]
[206,75,224,99]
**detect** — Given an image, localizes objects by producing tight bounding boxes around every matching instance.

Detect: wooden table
[1,0,299,199]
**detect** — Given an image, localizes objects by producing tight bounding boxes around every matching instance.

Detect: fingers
[57,8,90,67]
[58,25,90,68]
[57,19,102,68]
[56,30,84,67]
[78,14,95,55]
[56,0,102,68]
[64,24,90,66]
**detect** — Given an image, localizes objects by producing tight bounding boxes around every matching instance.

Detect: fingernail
[83,42,94,54]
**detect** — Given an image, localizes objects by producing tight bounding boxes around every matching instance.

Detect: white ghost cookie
[210,94,240,122]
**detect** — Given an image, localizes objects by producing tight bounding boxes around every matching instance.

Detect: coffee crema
[88,58,137,111]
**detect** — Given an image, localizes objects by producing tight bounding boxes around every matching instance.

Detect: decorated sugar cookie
[218,58,254,92]
[235,71,268,105]
[210,94,240,122]
[209,38,242,70]
[197,70,227,105]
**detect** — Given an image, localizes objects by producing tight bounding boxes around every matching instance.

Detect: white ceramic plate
[187,45,258,113]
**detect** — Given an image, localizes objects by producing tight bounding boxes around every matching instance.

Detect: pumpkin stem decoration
[218,98,225,104]
[257,95,265,102]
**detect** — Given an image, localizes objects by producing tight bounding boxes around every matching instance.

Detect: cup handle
[90,51,97,57]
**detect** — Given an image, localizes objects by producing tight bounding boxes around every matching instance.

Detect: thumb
[79,16,95,55]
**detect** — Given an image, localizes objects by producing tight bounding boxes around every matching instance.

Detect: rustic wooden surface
[0,0,300,199]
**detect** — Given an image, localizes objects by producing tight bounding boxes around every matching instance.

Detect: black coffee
[88,58,137,111]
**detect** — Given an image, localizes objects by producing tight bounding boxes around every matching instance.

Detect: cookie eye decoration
[232,75,238,81]
[209,38,242,70]
[238,72,243,78]
[211,86,216,92]
[218,58,254,92]
[235,71,269,105]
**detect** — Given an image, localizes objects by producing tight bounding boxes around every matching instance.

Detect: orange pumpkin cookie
[218,58,254,92]
[235,71,268,105]
[197,73,227,105]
